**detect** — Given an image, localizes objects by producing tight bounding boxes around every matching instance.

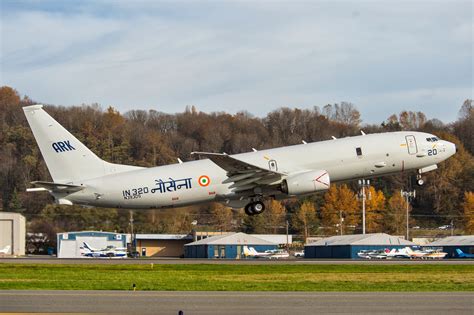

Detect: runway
[0,291,472,314]
[1,257,473,265]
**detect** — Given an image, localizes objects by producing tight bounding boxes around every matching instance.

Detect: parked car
[438,225,452,230]
[294,250,304,258]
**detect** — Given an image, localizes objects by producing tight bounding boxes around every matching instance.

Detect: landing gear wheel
[251,201,265,215]
[416,174,424,186]
[244,204,254,216]
[244,201,266,216]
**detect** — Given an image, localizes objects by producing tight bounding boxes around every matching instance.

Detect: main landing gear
[416,173,425,186]
[244,201,265,216]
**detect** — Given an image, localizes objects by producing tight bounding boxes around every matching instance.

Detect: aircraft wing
[191,152,284,193]
[29,181,85,193]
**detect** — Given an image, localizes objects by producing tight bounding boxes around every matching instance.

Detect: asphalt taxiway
[1,257,473,265]
[0,291,472,314]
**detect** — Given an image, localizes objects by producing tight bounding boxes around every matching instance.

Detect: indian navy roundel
[198,175,210,187]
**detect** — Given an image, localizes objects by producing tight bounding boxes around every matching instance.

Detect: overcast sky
[1,0,472,124]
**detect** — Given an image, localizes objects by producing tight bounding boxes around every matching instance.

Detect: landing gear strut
[244,201,265,216]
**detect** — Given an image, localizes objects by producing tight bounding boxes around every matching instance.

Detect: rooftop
[185,232,277,246]
[426,235,474,246]
[135,234,193,240]
[305,233,415,246]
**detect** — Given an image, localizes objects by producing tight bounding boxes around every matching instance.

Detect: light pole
[401,190,416,240]
[129,210,135,257]
[339,210,345,236]
[358,179,370,234]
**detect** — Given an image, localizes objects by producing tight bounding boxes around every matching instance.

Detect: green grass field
[0,263,473,291]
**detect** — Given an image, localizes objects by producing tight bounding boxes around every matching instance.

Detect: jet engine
[281,170,330,195]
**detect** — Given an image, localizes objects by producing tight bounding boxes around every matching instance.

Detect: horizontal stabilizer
[29,181,85,193]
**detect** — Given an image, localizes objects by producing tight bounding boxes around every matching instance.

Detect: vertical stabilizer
[23,105,141,183]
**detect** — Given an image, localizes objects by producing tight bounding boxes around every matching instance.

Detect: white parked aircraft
[23,105,456,216]
[0,245,11,255]
[242,246,272,258]
[80,242,127,258]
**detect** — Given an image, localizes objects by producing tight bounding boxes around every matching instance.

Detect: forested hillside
[1,86,472,248]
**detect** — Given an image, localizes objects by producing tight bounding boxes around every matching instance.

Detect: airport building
[0,212,26,256]
[57,231,127,258]
[184,232,278,259]
[304,233,414,259]
[192,231,292,246]
[425,235,474,258]
[135,234,193,257]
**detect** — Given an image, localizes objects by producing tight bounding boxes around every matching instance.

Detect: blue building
[304,233,414,259]
[425,235,474,258]
[57,231,127,258]
[184,232,278,259]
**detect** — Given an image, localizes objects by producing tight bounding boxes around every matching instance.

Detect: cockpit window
[427,137,439,142]
[426,138,432,142]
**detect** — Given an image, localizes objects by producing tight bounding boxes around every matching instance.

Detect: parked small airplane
[405,247,428,259]
[23,105,456,215]
[0,245,11,255]
[81,242,127,258]
[422,250,447,259]
[242,246,272,258]
[455,248,474,258]
[265,249,290,259]
[358,249,391,259]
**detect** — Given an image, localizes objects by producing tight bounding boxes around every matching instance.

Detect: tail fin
[23,105,141,183]
[83,242,97,251]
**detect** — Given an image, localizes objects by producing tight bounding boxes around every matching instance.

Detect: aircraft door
[405,135,418,155]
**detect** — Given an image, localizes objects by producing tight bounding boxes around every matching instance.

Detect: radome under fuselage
[65,131,455,209]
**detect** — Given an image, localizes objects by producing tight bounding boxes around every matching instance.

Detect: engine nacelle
[281,170,330,195]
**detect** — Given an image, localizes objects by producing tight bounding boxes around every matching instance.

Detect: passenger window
[356,147,362,156]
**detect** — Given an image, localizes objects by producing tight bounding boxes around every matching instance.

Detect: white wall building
[0,212,26,256]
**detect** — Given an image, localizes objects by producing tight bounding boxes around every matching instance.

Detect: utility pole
[339,210,344,236]
[129,210,135,257]
[401,190,416,240]
[286,220,289,252]
[358,179,370,234]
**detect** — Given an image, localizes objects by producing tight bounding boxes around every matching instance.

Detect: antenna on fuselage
[331,136,337,140]
[361,130,366,135]
[252,148,257,152]
[302,140,307,144]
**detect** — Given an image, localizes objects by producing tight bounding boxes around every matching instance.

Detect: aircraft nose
[449,142,457,155]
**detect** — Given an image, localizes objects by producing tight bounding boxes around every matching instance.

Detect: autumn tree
[421,132,473,217]
[363,186,386,233]
[292,200,319,241]
[453,99,473,155]
[210,203,234,232]
[320,184,359,235]
[264,200,287,234]
[462,192,474,234]
[384,192,408,236]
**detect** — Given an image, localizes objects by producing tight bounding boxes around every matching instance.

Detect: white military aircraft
[23,105,456,216]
